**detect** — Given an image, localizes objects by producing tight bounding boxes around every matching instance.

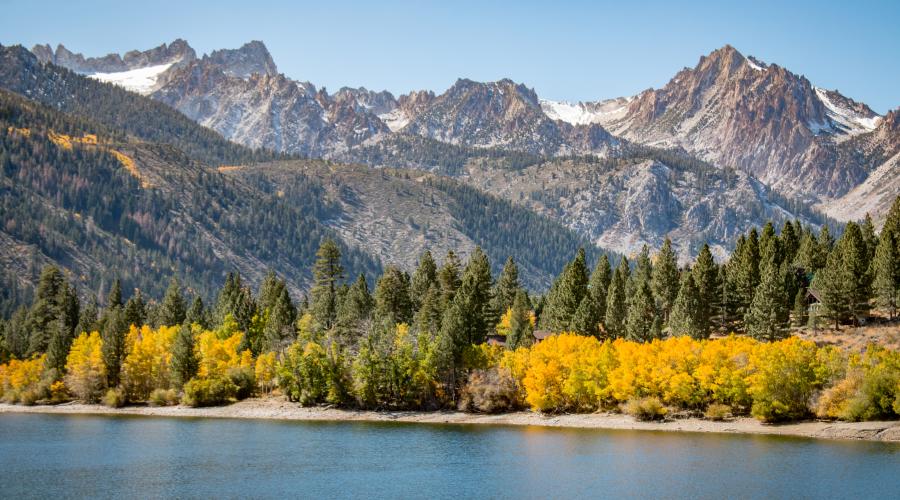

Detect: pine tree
[5,307,29,359]
[507,290,534,350]
[414,285,443,336]
[77,295,99,335]
[410,251,438,312]
[185,296,209,329]
[792,288,808,327]
[692,244,719,337]
[263,286,296,352]
[158,276,187,327]
[883,196,900,243]
[652,238,680,323]
[605,257,629,338]
[310,238,344,330]
[27,265,64,355]
[46,283,79,375]
[257,270,283,314]
[541,248,589,331]
[101,306,128,387]
[373,266,413,325]
[336,274,374,339]
[123,290,146,328]
[745,252,789,341]
[626,277,661,342]
[872,228,900,319]
[780,220,801,266]
[451,247,495,345]
[670,273,703,339]
[171,325,198,388]
[860,213,878,261]
[570,255,611,337]
[107,278,122,309]
[439,301,467,362]
[628,245,653,300]
[214,272,242,327]
[491,256,520,316]
[438,250,462,308]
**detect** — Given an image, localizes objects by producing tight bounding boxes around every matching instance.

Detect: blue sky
[2,0,897,112]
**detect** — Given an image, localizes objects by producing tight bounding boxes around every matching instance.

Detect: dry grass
[792,318,900,352]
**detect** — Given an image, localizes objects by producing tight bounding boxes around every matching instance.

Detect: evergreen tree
[541,248,589,331]
[626,277,661,342]
[5,307,29,359]
[414,285,444,336]
[792,288,808,327]
[883,196,900,244]
[171,325,199,389]
[310,238,344,330]
[77,295,99,335]
[492,256,521,316]
[27,265,64,355]
[605,257,629,338]
[158,276,187,327]
[263,286,297,352]
[670,273,704,339]
[46,282,79,375]
[185,296,209,329]
[780,220,801,266]
[439,301,467,362]
[123,290,146,328]
[336,274,374,339]
[506,290,534,349]
[872,228,900,319]
[652,238,680,323]
[570,255,611,337]
[745,252,789,341]
[410,251,438,312]
[692,244,719,337]
[451,247,495,345]
[107,278,123,309]
[257,270,283,314]
[101,306,128,387]
[373,266,413,325]
[860,213,878,261]
[214,272,242,326]
[628,245,653,300]
[437,250,462,308]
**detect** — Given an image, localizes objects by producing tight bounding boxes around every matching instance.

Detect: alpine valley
[1,38,897,307]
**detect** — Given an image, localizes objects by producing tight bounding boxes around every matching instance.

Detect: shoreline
[2,398,899,443]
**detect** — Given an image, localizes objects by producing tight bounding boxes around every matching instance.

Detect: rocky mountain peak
[32,39,196,74]
[204,40,277,78]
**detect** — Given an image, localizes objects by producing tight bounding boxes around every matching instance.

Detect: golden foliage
[0,355,46,403]
[64,332,106,403]
[196,331,249,379]
[122,325,178,401]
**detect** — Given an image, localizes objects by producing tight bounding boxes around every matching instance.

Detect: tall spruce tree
[605,257,629,338]
[506,290,534,350]
[410,251,438,312]
[101,306,128,387]
[46,282,79,375]
[27,265,64,355]
[158,276,187,327]
[185,296,209,329]
[310,238,344,330]
[123,290,146,328]
[541,248,589,331]
[106,278,123,309]
[373,266,413,326]
[492,256,520,317]
[451,248,495,345]
[670,273,704,339]
[792,288,808,327]
[626,277,661,342]
[571,255,611,337]
[692,244,719,337]
[745,250,789,341]
[77,295,99,336]
[263,286,296,352]
[872,228,900,319]
[438,251,462,308]
[413,284,444,336]
[171,325,199,388]
[652,238,680,323]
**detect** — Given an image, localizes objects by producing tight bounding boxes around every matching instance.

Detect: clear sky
[2,0,897,112]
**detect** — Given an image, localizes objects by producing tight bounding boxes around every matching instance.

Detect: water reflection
[0,413,897,499]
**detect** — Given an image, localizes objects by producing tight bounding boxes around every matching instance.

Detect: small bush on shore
[149,388,179,407]
[103,388,126,408]
[458,368,522,413]
[623,397,668,421]
[704,403,733,421]
[183,377,238,407]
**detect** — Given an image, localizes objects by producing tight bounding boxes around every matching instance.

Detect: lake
[0,413,898,499]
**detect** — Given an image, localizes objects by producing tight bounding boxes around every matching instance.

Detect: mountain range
[1,38,896,306]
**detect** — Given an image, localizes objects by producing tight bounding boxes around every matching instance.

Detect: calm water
[0,413,898,499]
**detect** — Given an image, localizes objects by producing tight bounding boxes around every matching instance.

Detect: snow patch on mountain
[540,98,631,126]
[88,63,174,95]
[378,108,411,132]
[813,86,882,138]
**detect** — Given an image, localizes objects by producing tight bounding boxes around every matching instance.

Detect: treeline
[1,196,899,420]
